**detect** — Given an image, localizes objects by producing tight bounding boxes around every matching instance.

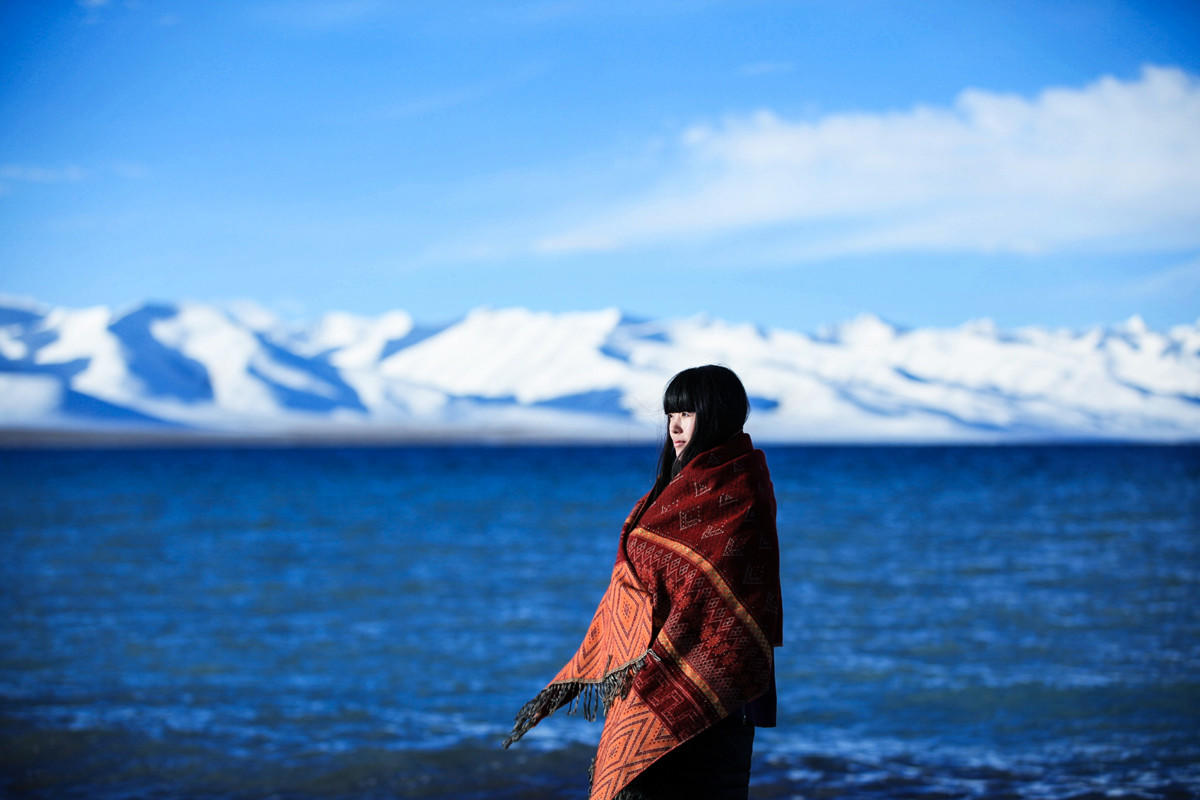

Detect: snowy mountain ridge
[1,296,1198,443]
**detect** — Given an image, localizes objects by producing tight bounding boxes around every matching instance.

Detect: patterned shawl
[504,432,782,800]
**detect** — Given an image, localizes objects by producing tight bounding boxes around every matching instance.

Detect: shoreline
[1,426,1194,449]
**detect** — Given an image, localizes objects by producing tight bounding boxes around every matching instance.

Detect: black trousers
[612,713,755,800]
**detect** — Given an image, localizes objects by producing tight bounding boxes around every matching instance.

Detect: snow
[0,293,48,314]
[0,327,28,360]
[221,299,283,332]
[0,374,62,419]
[150,303,281,415]
[36,305,141,401]
[1,297,1197,442]
[379,307,630,403]
[831,312,899,346]
[298,309,414,368]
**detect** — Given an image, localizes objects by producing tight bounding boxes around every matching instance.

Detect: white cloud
[535,66,1200,259]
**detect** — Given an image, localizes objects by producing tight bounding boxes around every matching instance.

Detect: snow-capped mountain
[1,297,1198,442]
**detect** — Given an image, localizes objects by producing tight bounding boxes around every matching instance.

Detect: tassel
[502,652,651,748]
[502,681,579,748]
[599,652,648,708]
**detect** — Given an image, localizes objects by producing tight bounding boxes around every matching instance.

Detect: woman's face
[668,411,696,458]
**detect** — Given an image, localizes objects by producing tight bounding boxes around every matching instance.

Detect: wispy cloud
[253,0,384,30]
[738,61,794,77]
[73,1,180,26]
[0,162,149,196]
[1126,257,1200,299]
[508,1,586,25]
[534,65,1200,260]
[381,64,545,120]
[0,164,88,183]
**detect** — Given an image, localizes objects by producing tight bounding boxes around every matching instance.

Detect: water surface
[1,444,1197,798]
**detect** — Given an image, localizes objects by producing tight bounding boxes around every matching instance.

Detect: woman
[504,365,783,800]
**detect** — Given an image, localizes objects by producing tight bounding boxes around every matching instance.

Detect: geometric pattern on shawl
[625,431,782,748]
[549,560,652,689]
[504,432,782,800]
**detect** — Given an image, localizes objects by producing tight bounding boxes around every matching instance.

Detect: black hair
[645,364,749,506]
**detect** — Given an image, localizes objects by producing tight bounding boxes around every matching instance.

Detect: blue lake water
[1,444,1197,799]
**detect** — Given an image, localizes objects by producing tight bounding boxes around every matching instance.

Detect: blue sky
[1,0,1198,332]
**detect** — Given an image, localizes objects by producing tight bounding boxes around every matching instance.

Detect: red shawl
[504,433,782,800]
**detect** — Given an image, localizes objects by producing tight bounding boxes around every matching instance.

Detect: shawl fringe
[502,653,649,749]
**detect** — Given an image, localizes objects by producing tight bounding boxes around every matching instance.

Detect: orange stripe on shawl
[630,526,774,663]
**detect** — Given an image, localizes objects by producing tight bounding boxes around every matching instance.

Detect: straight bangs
[662,374,700,414]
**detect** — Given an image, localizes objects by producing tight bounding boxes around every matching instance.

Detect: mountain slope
[1,297,1196,442]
